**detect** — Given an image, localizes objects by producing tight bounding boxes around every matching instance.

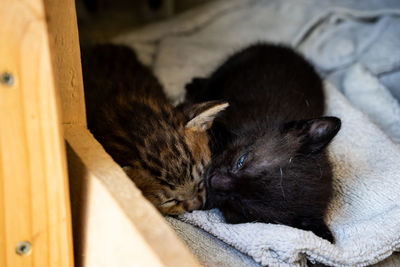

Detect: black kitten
[184,43,341,242]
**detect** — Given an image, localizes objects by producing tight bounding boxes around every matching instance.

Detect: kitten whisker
[279,167,286,200]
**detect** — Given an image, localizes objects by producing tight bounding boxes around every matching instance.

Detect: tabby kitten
[184,43,341,242]
[81,44,228,215]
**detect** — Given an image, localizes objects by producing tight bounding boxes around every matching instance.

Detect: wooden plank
[0,0,74,266]
[65,125,202,267]
[41,0,202,264]
[43,0,87,127]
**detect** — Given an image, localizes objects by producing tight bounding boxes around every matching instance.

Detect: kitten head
[205,117,340,232]
[123,101,228,215]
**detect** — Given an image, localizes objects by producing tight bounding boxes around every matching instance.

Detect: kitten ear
[184,101,229,132]
[283,116,341,154]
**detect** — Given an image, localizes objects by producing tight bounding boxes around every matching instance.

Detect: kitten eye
[160,199,178,208]
[235,154,247,170]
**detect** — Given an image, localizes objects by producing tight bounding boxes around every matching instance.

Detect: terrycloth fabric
[115,0,400,266]
[165,216,261,267]
[295,7,400,144]
[342,64,400,144]
[180,82,400,267]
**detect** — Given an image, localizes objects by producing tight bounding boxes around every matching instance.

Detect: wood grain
[43,0,87,127]
[35,0,202,265]
[0,0,74,266]
[66,125,202,267]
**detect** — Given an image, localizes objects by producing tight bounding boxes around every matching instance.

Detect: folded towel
[115,0,400,265]
[343,64,400,144]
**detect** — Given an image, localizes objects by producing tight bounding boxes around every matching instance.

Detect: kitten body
[185,44,341,242]
[81,44,227,215]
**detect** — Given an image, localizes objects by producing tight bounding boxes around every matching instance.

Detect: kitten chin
[184,43,341,243]
[81,44,228,215]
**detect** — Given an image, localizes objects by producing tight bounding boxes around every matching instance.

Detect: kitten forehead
[214,129,298,172]
[253,133,299,166]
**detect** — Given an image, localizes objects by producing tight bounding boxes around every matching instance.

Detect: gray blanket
[115,0,400,265]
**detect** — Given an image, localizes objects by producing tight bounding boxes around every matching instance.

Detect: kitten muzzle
[183,194,205,211]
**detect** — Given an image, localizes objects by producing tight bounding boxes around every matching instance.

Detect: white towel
[115,0,400,265]
[342,64,400,144]
[179,82,400,267]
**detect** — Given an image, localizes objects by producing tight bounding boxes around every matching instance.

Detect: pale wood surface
[39,0,202,265]
[65,125,202,267]
[0,0,74,266]
[43,0,87,127]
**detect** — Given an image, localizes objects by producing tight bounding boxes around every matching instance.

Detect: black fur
[184,43,341,242]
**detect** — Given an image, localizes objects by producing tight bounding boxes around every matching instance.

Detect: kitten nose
[209,174,232,191]
[183,195,203,211]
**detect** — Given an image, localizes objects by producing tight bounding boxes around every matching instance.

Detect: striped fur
[82,44,227,215]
